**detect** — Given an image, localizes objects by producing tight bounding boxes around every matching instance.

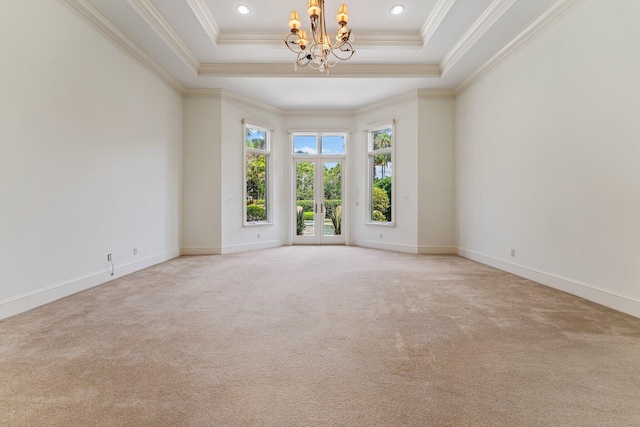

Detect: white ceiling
[71,0,572,110]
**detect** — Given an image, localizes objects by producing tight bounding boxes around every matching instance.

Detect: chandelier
[284,0,355,73]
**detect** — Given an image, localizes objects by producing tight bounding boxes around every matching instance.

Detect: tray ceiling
[67,0,577,109]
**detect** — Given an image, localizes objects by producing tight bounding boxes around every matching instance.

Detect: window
[367,121,394,224]
[244,121,271,224]
[292,133,346,156]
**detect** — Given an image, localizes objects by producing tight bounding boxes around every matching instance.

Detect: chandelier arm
[284,33,303,54]
[285,0,354,73]
[330,42,355,61]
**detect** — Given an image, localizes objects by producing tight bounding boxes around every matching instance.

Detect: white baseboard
[221,240,283,254]
[181,246,222,255]
[457,247,640,319]
[356,240,418,254]
[0,249,181,320]
[418,245,457,255]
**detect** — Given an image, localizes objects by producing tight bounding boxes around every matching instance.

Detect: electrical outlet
[133,248,138,256]
[379,233,383,240]
[107,254,112,262]
[511,249,516,257]
[257,233,261,239]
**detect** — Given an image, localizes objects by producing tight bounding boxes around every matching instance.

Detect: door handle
[315,204,318,213]
[321,204,324,213]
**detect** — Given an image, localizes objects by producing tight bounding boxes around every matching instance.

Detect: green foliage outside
[296,206,305,235]
[328,205,342,235]
[372,210,387,222]
[246,204,266,222]
[296,161,342,214]
[303,211,314,221]
[246,153,266,202]
[373,129,392,150]
[323,163,341,203]
[372,187,390,222]
[296,200,341,217]
[296,162,314,201]
[372,176,392,221]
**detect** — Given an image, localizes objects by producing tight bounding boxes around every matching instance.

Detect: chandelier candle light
[284,0,355,73]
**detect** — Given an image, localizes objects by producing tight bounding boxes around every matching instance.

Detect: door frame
[290,131,349,245]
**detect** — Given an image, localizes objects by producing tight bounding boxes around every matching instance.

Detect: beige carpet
[1,246,640,426]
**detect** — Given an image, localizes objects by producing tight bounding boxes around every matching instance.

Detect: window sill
[366,221,396,227]
[243,222,274,227]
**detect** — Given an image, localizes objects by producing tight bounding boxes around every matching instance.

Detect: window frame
[290,131,347,157]
[243,120,272,226]
[365,120,395,226]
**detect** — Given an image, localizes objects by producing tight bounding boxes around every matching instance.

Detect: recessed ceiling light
[390,4,405,15]
[236,4,250,15]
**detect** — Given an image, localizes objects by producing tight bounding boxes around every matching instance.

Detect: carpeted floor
[1,246,640,426]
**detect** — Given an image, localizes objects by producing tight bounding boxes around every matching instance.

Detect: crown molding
[421,0,458,47]
[185,89,284,114]
[346,32,424,49]
[440,0,517,75]
[453,0,579,95]
[355,90,418,115]
[285,110,356,118]
[183,88,223,98]
[217,32,282,46]
[64,0,185,94]
[220,90,284,114]
[199,63,440,78]
[417,89,456,99]
[186,0,220,47]
[127,0,201,74]
[217,31,423,49]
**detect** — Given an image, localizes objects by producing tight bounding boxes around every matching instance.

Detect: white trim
[64,0,185,94]
[285,110,355,118]
[244,121,272,226]
[417,89,456,99]
[363,119,397,133]
[217,31,424,48]
[127,0,201,74]
[355,91,417,115]
[440,0,518,74]
[186,0,220,47]
[0,249,180,320]
[355,240,418,254]
[288,128,352,133]
[221,240,283,254]
[183,88,223,98]
[457,247,640,319]
[454,0,579,95]
[184,88,284,114]
[418,245,457,254]
[421,0,458,46]
[242,118,275,131]
[181,246,222,255]
[198,63,440,78]
[220,90,285,115]
[366,121,395,225]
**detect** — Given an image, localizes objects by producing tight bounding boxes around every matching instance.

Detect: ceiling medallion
[284,0,355,73]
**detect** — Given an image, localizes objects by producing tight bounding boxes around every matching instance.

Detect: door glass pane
[296,162,315,236]
[324,162,342,236]
[293,135,317,155]
[321,135,345,155]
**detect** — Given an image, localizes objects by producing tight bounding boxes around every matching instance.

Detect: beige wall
[0,0,183,318]
[455,0,640,317]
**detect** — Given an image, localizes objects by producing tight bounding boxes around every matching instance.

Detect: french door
[293,158,345,245]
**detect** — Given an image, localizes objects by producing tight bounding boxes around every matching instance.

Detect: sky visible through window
[293,135,344,154]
